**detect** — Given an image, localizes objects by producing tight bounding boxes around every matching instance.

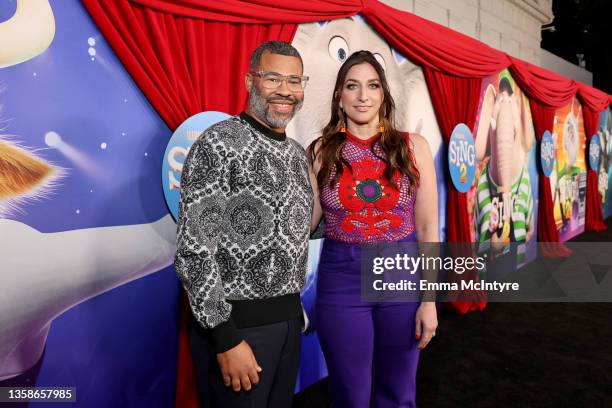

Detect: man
[175,41,312,408]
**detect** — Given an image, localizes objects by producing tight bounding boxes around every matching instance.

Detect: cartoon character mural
[0,0,176,394]
[0,0,55,68]
[597,108,612,217]
[288,16,445,387]
[471,69,538,264]
[550,97,587,240]
[0,6,446,394]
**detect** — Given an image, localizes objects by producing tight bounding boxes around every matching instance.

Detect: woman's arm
[410,133,439,350]
[412,133,439,242]
[308,143,324,234]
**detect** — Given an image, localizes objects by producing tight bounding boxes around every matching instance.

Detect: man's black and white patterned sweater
[175,112,313,353]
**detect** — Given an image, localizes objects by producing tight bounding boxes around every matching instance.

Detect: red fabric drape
[508,57,577,109]
[422,68,481,243]
[529,100,572,257]
[578,84,609,231]
[122,0,611,112]
[361,2,507,77]
[577,82,611,113]
[82,0,296,129]
[423,68,487,314]
[582,105,608,231]
[130,0,359,23]
[130,0,508,77]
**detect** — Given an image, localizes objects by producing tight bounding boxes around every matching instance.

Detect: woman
[307,50,438,407]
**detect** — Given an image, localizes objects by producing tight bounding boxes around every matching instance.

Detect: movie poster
[0,1,177,405]
[550,97,587,241]
[598,108,612,217]
[469,69,539,266]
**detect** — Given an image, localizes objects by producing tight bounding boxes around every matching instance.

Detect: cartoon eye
[373,53,386,71]
[329,36,349,63]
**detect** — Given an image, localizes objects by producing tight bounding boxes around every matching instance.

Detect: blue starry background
[0,1,178,406]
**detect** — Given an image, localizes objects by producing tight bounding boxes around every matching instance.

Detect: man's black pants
[189,317,302,408]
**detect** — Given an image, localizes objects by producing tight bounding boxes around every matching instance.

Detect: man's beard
[248,85,303,129]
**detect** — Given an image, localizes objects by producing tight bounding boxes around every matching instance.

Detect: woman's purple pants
[315,234,421,408]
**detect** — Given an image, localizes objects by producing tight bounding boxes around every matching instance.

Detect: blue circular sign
[448,123,476,193]
[162,111,230,220]
[540,130,556,177]
[589,133,601,171]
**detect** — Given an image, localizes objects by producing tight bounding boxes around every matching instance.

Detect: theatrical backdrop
[470,69,539,266]
[1,0,610,407]
[599,108,612,217]
[0,0,178,406]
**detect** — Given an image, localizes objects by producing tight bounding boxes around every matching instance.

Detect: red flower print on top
[338,157,403,237]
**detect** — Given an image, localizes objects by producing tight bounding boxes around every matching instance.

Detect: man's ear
[0,140,55,200]
[245,73,253,92]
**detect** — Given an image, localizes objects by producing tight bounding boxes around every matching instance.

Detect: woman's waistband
[322,231,417,250]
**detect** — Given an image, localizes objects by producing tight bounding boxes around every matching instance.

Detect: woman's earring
[378,122,385,133]
[339,113,346,133]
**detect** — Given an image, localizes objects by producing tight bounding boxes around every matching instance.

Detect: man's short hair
[249,41,303,71]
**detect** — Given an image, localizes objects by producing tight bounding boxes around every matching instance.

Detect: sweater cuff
[210,319,242,353]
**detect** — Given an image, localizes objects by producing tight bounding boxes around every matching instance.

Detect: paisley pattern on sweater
[175,114,313,329]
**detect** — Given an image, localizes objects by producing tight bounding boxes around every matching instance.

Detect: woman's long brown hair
[307,50,420,189]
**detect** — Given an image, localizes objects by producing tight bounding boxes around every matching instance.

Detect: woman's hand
[415,302,438,350]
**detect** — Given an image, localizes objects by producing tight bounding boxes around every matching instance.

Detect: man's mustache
[267,96,297,104]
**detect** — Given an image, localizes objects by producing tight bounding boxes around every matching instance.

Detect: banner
[470,69,539,266]
[0,1,177,405]
[550,97,588,241]
[598,108,612,217]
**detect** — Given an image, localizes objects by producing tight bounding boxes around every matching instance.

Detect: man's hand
[217,340,262,392]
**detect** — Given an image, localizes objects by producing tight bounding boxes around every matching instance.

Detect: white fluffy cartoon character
[0,0,176,381]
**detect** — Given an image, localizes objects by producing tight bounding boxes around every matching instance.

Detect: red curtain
[581,105,608,231]
[129,0,359,23]
[131,0,508,77]
[579,82,610,234]
[82,0,297,129]
[577,82,611,113]
[529,100,572,257]
[508,57,577,109]
[117,0,611,118]
[423,68,487,314]
[361,2,507,77]
[422,69,482,242]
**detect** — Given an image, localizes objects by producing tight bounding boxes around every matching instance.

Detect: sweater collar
[239,112,287,142]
